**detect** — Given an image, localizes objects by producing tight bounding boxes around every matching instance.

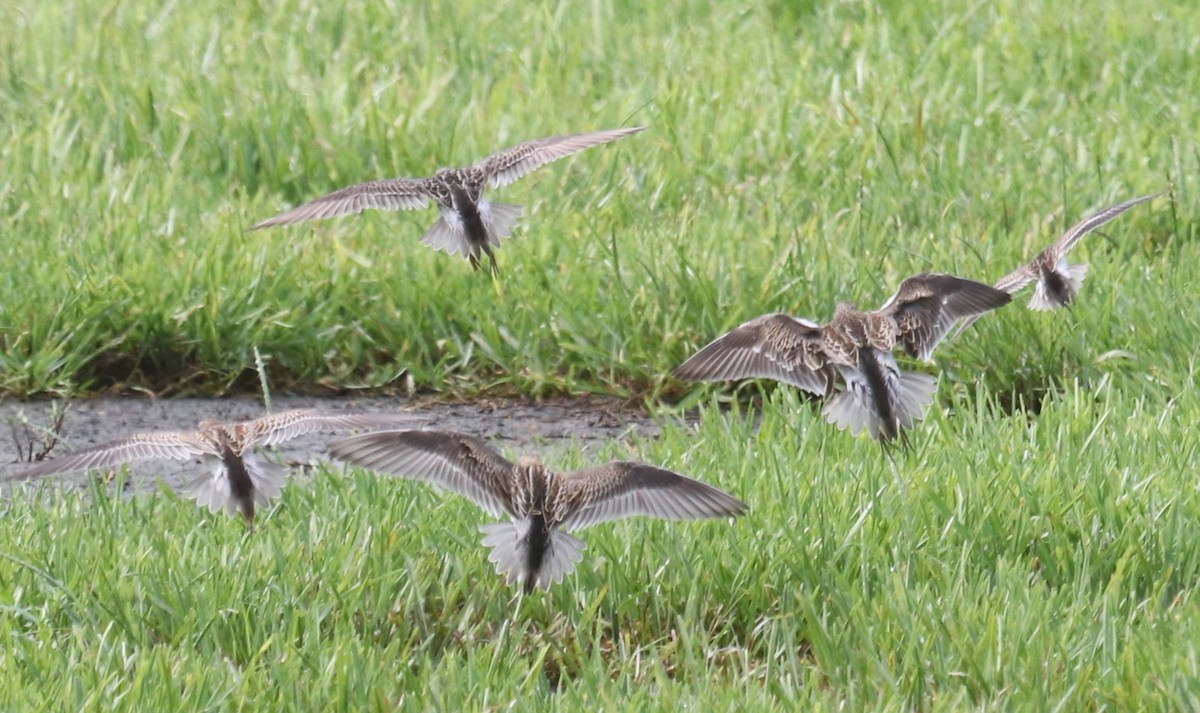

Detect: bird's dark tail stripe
[524,513,548,593]
[859,349,898,442]
[222,446,256,522]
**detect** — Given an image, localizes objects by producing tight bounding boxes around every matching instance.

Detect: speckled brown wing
[1043,193,1159,263]
[992,262,1039,296]
[674,313,834,396]
[327,430,516,519]
[478,127,645,189]
[244,409,422,450]
[251,178,435,229]
[5,430,215,481]
[879,273,1012,361]
[556,462,747,532]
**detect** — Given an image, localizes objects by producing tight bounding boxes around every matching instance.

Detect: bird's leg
[877,423,911,462]
[240,503,256,532]
[821,368,837,400]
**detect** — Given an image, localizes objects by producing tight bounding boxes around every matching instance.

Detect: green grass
[2,0,1200,709]
[4,386,1200,710]
[0,0,1192,398]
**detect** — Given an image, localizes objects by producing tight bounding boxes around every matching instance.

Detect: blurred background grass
[0,0,1190,400]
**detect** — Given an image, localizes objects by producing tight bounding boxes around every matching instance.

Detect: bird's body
[478,455,590,592]
[1028,254,1083,310]
[252,127,645,273]
[327,430,746,591]
[674,273,1011,446]
[6,409,418,525]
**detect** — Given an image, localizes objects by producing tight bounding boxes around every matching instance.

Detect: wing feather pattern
[328,430,516,519]
[674,313,832,396]
[479,127,645,189]
[558,462,746,532]
[252,178,433,229]
[5,431,214,481]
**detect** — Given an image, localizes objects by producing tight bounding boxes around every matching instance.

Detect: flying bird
[327,429,747,592]
[5,409,419,525]
[675,273,1012,446]
[993,193,1158,310]
[949,193,1158,339]
[252,127,645,273]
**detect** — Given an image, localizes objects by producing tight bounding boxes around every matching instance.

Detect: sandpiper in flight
[992,193,1158,310]
[327,429,747,592]
[5,409,419,525]
[252,127,645,273]
[674,273,1012,447]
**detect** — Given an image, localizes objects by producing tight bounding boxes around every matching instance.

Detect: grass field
[1,0,1199,709]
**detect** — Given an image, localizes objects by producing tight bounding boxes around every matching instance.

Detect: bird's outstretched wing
[879,273,1012,361]
[246,409,422,449]
[674,313,833,396]
[328,430,516,518]
[478,127,645,189]
[251,178,434,229]
[558,462,746,532]
[5,430,214,481]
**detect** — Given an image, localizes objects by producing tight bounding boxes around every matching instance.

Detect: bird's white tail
[178,454,288,516]
[179,459,233,514]
[893,371,939,431]
[479,520,587,591]
[244,453,289,509]
[479,200,523,247]
[420,211,470,257]
[824,368,938,440]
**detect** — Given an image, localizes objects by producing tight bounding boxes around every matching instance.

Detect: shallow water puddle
[0,395,668,495]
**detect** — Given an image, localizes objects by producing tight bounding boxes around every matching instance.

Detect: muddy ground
[0,395,683,496]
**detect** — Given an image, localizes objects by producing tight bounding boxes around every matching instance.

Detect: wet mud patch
[1,395,671,496]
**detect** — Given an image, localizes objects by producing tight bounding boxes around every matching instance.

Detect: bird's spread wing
[1047,193,1159,260]
[993,192,1158,293]
[879,273,1013,361]
[674,313,833,396]
[5,431,214,481]
[557,462,747,532]
[251,178,433,229]
[478,127,644,189]
[327,430,516,518]
[992,263,1039,295]
[247,409,422,449]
